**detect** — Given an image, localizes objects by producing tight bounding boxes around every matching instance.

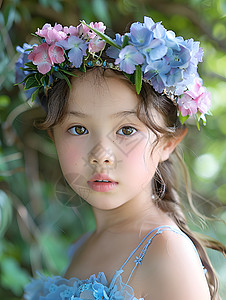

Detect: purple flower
[57,36,87,68]
[115,45,144,74]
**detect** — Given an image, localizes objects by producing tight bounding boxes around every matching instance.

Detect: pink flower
[63,25,79,36]
[178,77,211,117]
[88,22,106,39]
[28,43,52,74]
[77,22,90,37]
[88,36,105,53]
[36,23,67,45]
[49,44,65,64]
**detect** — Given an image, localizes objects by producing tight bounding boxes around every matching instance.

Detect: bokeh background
[0,0,226,299]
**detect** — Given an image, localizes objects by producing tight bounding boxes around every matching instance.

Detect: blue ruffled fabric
[24,225,207,300]
[24,270,144,300]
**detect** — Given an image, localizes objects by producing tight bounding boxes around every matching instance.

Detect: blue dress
[24,225,207,300]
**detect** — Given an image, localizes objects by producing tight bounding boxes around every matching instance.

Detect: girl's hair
[36,67,225,300]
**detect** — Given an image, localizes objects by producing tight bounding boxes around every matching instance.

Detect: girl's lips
[87,181,118,192]
[88,173,118,183]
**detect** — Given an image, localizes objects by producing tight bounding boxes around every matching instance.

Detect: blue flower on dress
[57,36,88,68]
[115,45,145,74]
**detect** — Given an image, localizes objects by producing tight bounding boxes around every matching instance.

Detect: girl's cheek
[56,139,83,171]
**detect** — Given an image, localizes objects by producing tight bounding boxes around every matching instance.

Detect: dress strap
[118,225,206,285]
[68,231,94,260]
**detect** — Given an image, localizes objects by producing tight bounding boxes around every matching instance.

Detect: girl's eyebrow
[67,110,138,119]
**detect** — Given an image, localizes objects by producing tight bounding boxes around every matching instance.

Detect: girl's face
[52,70,170,210]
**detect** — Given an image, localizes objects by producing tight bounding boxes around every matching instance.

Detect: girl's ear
[47,129,55,142]
[160,128,188,162]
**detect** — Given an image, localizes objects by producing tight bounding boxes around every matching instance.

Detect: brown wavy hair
[35,67,226,300]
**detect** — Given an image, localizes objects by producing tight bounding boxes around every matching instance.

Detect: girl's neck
[92,197,175,235]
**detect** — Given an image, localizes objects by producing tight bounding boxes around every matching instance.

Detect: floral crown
[15,16,211,129]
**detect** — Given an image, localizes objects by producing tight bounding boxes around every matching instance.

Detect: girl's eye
[117,126,138,136]
[68,125,88,135]
[67,125,137,136]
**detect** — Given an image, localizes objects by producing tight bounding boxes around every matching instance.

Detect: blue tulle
[24,225,207,300]
[24,270,144,300]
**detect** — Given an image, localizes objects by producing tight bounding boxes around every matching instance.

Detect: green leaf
[60,69,78,77]
[81,21,121,49]
[135,65,142,94]
[40,77,45,85]
[19,67,34,72]
[179,111,189,124]
[35,73,42,84]
[122,34,129,48]
[54,71,72,90]
[44,73,50,86]
[24,76,40,90]
[31,88,40,102]
[24,62,37,70]
[80,63,86,73]
[122,72,132,82]
[14,72,34,86]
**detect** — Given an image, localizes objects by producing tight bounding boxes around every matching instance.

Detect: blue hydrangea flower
[57,36,88,68]
[143,16,155,30]
[141,38,167,61]
[115,45,144,74]
[165,67,183,87]
[15,43,35,83]
[184,38,203,65]
[129,22,153,49]
[165,30,185,51]
[151,22,167,39]
[166,45,191,69]
[106,33,124,59]
[144,58,171,93]
[15,43,43,103]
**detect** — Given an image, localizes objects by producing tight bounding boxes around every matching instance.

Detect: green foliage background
[0,0,226,299]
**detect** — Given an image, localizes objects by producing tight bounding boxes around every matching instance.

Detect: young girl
[16,17,225,300]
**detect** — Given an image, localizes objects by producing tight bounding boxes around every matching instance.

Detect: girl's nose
[88,142,115,167]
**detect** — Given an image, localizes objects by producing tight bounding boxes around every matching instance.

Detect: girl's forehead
[67,71,140,113]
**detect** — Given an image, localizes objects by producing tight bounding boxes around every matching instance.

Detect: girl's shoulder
[137,227,210,300]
